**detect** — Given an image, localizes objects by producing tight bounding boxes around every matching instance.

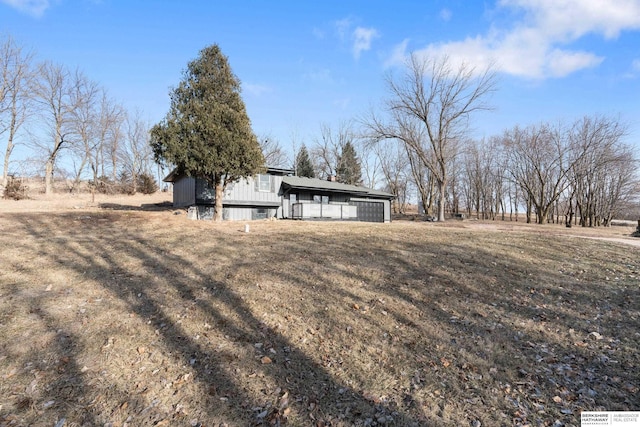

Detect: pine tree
[336,141,362,185]
[295,144,315,178]
[150,44,264,221]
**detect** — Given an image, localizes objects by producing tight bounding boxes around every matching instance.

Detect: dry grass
[0,196,639,426]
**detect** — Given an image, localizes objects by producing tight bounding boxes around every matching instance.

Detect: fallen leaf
[552,396,562,403]
[261,356,272,364]
[589,331,603,340]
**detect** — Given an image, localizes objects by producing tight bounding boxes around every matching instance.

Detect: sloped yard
[1,208,638,426]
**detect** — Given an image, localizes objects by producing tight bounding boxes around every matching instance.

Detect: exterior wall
[224,174,284,206]
[172,173,285,220]
[172,176,196,208]
[223,206,278,221]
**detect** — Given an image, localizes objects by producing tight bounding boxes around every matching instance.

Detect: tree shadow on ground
[1,214,638,426]
[98,201,175,212]
[1,213,431,426]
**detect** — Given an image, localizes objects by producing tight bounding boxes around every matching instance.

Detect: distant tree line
[0,35,158,198]
[267,54,638,226]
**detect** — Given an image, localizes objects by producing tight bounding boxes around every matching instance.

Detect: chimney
[328,175,336,182]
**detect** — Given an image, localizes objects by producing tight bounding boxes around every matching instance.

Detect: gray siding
[172,176,196,207]
[224,207,278,221]
[224,174,284,206]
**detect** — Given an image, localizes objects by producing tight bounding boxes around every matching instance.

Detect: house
[164,168,394,223]
[280,175,393,223]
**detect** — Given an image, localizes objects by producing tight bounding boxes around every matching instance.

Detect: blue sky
[2,0,640,165]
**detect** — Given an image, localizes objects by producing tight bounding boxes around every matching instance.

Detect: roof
[281,176,394,199]
[163,166,294,183]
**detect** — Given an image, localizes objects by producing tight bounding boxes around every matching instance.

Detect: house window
[313,195,329,204]
[257,174,271,192]
[290,194,297,203]
[252,208,268,220]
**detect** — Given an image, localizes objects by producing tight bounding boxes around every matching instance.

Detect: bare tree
[95,91,125,181]
[0,36,34,190]
[365,54,497,221]
[32,61,72,194]
[259,134,288,168]
[461,138,508,220]
[374,138,409,213]
[312,122,355,180]
[67,70,100,191]
[120,109,153,193]
[502,123,574,224]
[357,137,381,189]
[566,115,632,226]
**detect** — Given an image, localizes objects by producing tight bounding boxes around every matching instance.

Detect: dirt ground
[1,193,639,427]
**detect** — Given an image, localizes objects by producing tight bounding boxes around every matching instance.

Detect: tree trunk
[2,111,18,189]
[45,159,54,195]
[2,140,12,189]
[437,179,446,222]
[213,175,224,221]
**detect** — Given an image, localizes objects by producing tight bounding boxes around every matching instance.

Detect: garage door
[350,200,384,223]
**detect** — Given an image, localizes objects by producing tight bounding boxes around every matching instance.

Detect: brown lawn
[0,194,639,426]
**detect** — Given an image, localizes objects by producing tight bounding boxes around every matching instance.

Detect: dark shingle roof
[282,176,394,199]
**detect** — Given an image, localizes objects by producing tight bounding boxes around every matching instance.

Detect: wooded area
[0,35,158,198]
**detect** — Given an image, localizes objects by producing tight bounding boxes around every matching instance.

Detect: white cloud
[0,0,50,17]
[388,0,640,79]
[545,48,603,77]
[384,38,410,68]
[352,26,379,59]
[625,58,640,78]
[500,0,640,40]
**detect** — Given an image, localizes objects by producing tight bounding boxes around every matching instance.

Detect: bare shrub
[90,175,117,195]
[2,176,28,200]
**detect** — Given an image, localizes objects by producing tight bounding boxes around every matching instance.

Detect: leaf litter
[0,209,638,426]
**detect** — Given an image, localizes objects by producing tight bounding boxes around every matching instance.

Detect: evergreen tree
[150,44,263,221]
[295,144,315,178]
[336,141,362,185]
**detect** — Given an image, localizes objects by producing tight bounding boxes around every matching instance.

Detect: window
[290,194,297,203]
[313,194,329,204]
[258,174,271,192]
[252,208,267,220]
